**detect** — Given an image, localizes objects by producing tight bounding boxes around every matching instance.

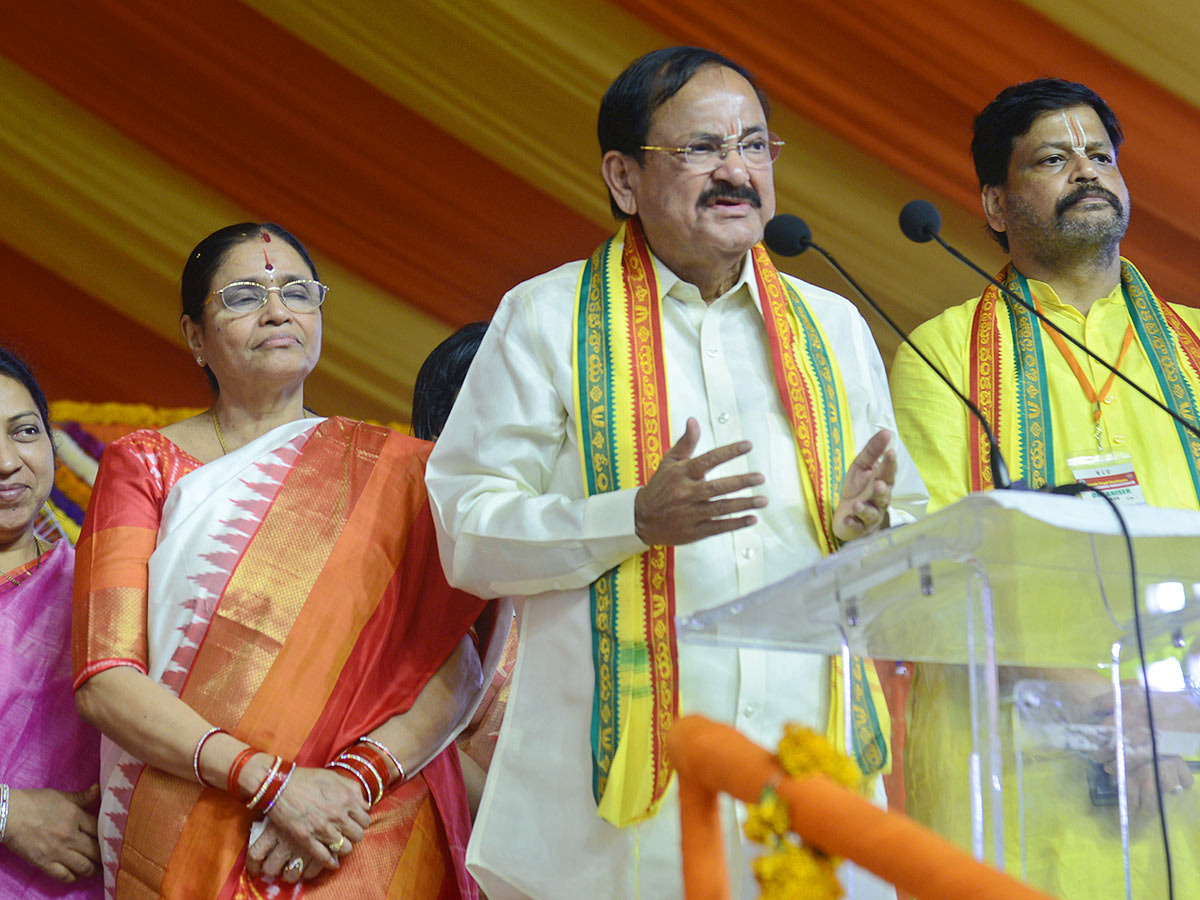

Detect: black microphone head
[899,200,941,243]
[763,214,812,257]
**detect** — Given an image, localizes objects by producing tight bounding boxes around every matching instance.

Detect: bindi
[1060,111,1088,158]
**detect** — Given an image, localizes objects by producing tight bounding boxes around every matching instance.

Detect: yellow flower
[50,401,204,427]
[753,841,843,900]
[744,786,790,844]
[777,724,862,791]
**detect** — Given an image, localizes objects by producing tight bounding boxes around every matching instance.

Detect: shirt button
[743,703,756,717]
[718,412,730,424]
[1113,434,1126,445]
[1103,396,1114,405]
[741,547,756,560]
[705,347,719,358]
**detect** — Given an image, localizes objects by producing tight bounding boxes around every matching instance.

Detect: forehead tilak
[260,230,274,272]
[1059,110,1089,157]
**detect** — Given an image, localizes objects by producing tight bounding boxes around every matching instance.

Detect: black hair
[411,322,488,441]
[598,46,770,219]
[0,346,51,437]
[180,222,319,393]
[972,78,1124,250]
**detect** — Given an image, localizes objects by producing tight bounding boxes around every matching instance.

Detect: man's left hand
[833,428,896,543]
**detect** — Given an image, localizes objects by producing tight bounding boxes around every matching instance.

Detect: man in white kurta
[426,47,926,900]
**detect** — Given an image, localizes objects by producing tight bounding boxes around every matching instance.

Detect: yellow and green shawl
[968,259,1200,501]
[573,217,889,827]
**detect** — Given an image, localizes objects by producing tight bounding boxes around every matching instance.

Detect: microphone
[899,199,940,244]
[763,214,813,256]
[899,200,1200,441]
[763,214,1014,490]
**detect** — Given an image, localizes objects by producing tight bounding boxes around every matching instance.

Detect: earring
[196,356,206,367]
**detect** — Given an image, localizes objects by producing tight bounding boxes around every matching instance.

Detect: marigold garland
[50,400,204,427]
[53,463,94,512]
[743,724,866,900]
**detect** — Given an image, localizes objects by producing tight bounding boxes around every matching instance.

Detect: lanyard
[1032,296,1134,423]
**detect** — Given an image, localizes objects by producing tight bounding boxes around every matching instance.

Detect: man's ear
[601,151,640,218]
[981,184,1007,236]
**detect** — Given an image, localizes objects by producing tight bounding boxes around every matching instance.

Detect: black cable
[1050,482,1174,898]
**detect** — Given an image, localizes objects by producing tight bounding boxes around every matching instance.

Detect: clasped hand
[245,767,367,883]
[633,420,896,547]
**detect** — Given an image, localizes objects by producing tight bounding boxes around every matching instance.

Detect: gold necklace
[212,407,229,456]
[212,407,314,457]
[2,535,43,587]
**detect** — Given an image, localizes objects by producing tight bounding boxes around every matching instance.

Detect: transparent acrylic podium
[677,491,1200,899]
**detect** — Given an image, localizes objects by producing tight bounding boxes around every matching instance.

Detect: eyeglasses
[207,279,328,314]
[640,132,784,172]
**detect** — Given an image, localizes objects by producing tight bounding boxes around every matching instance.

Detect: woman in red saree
[73,224,492,899]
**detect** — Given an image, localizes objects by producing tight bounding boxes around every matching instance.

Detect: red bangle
[261,761,296,816]
[328,760,373,804]
[338,752,384,804]
[249,757,294,815]
[358,736,405,783]
[349,745,390,785]
[227,748,259,797]
[246,756,282,810]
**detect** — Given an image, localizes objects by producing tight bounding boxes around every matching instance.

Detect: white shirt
[426,250,927,900]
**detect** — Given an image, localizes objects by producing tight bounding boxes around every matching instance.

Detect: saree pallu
[1,540,102,899]
[73,418,487,900]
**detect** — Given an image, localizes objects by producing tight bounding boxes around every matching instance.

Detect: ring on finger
[285,857,304,876]
[329,835,346,853]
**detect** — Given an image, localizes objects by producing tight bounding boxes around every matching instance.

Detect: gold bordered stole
[970,260,1200,503]
[971,264,1054,490]
[573,220,888,826]
[753,245,889,775]
[1122,260,1200,503]
[574,218,677,826]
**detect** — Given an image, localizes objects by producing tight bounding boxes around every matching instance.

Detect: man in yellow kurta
[891,78,1200,899]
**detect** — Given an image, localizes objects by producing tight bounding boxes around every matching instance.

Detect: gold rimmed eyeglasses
[640,132,784,172]
[206,280,328,314]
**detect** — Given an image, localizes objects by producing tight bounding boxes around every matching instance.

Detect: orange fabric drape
[614,0,1200,310]
[668,715,1056,900]
[0,0,606,331]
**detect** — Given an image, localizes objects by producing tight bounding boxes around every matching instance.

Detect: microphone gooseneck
[898,200,1200,441]
[763,214,1013,489]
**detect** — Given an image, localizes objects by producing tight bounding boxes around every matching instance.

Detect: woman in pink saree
[0,347,102,897]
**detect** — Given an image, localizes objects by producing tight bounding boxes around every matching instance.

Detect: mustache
[697,184,762,208]
[1056,185,1123,217]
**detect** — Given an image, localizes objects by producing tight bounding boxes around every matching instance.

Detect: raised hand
[833,428,896,543]
[634,418,766,546]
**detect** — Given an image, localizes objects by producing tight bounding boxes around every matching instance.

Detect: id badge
[1066,451,1146,505]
